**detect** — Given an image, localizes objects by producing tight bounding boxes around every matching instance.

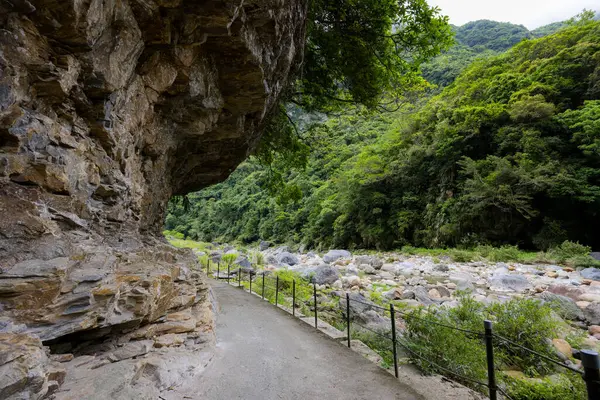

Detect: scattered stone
[379,271,395,280]
[259,241,271,251]
[276,252,299,266]
[585,302,600,325]
[552,339,572,359]
[154,334,186,348]
[489,274,531,292]
[539,292,584,320]
[306,265,340,285]
[581,268,600,281]
[384,288,404,300]
[381,264,397,273]
[51,353,74,363]
[577,301,591,309]
[534,285,546,293]
[433,264,449,272]
[428,289,441,299]
[579,294,600,303]
[108,340,153,362]
[234,257,252,269]
[354,255,383,269]
[589,325,600,335]
[449,272,474,291]
[414,287,436,305]
[548,285,585,301]
[323,250,351,263]
[347,275,361,287]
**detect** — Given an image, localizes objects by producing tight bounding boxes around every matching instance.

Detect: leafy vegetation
[403,295,586,399]
[167,19,600,255]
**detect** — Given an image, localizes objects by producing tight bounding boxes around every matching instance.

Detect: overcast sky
[429,0,599,29]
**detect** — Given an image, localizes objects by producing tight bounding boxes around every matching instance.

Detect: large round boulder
[581,268,600,281]
[305,264,340,285]
[275,252,299,266]
[323,250,351,263]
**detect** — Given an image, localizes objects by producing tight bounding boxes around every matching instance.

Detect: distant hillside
[453,20,531,51]
[422,16,597,88]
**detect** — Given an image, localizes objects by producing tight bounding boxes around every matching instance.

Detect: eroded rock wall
[0,0,307,396]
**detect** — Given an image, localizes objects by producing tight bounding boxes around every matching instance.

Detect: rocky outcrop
[0,0,307,396]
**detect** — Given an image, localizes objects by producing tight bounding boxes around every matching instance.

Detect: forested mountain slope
[422,18,570,87]
[166,20,600,251]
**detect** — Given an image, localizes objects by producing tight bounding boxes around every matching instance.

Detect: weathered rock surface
[323,250,352,263]
[0,331,65,400]
[306,264,340,285]
[0,0,308,397]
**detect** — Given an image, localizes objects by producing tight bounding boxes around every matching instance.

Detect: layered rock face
[0,0,307,397]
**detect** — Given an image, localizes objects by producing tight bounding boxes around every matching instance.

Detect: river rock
[414,287,436,305]
[488,274,531,292]
[539,292,585,320]
[448,272,474,291]
[547,285,585,301]
[276,252,299,266]
[581,268,600,281]
[306,265,340,285]
[434,264,450,272]
[323,250,352,263]
[234,257,252,270]
[346,275,361,287]
[259,241,272,251]
[585,302,600,325]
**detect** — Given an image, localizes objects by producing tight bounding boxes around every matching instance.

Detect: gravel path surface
[168,280,423,400]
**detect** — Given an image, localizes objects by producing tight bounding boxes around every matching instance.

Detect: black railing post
[207,259,210,276]
[581,350,600,400]
[292,279,296,317]
[227,264,230,284]
[262,273,265,300]
[275,276,279,307]
[484,320,497,400]
[346,293,351,348]
[313,283,318,328]
[249,273,252,294]
[390,303,399,378]
[238,268,241,287]
[217,262,220,279]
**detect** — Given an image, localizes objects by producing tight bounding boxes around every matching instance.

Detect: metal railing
[204,261,600,399]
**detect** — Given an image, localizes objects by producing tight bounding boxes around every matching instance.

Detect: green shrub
[549,241,591,263]
[163,230,185,239]
[487,245,523,262]
[198,255,210,268]
[403,295,566,396]
[504,374,586,400]
[250,251,265,266]
[449,249,474,262]
[221,253,238,266]
[569,255,600,269]
[487,298,559,374]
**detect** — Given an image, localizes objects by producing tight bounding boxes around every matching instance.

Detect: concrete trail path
[170,280,423,400]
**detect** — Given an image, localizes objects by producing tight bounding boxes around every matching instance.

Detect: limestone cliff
[0,0,307,397]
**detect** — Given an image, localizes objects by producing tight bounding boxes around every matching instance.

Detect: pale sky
[429,0,599,29]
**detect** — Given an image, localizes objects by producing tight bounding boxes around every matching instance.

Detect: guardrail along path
[168,280,423,400]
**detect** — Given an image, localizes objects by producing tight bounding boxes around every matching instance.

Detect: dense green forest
[166,16,600,251]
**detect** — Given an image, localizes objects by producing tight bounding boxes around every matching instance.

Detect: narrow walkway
[170,280,423,400]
